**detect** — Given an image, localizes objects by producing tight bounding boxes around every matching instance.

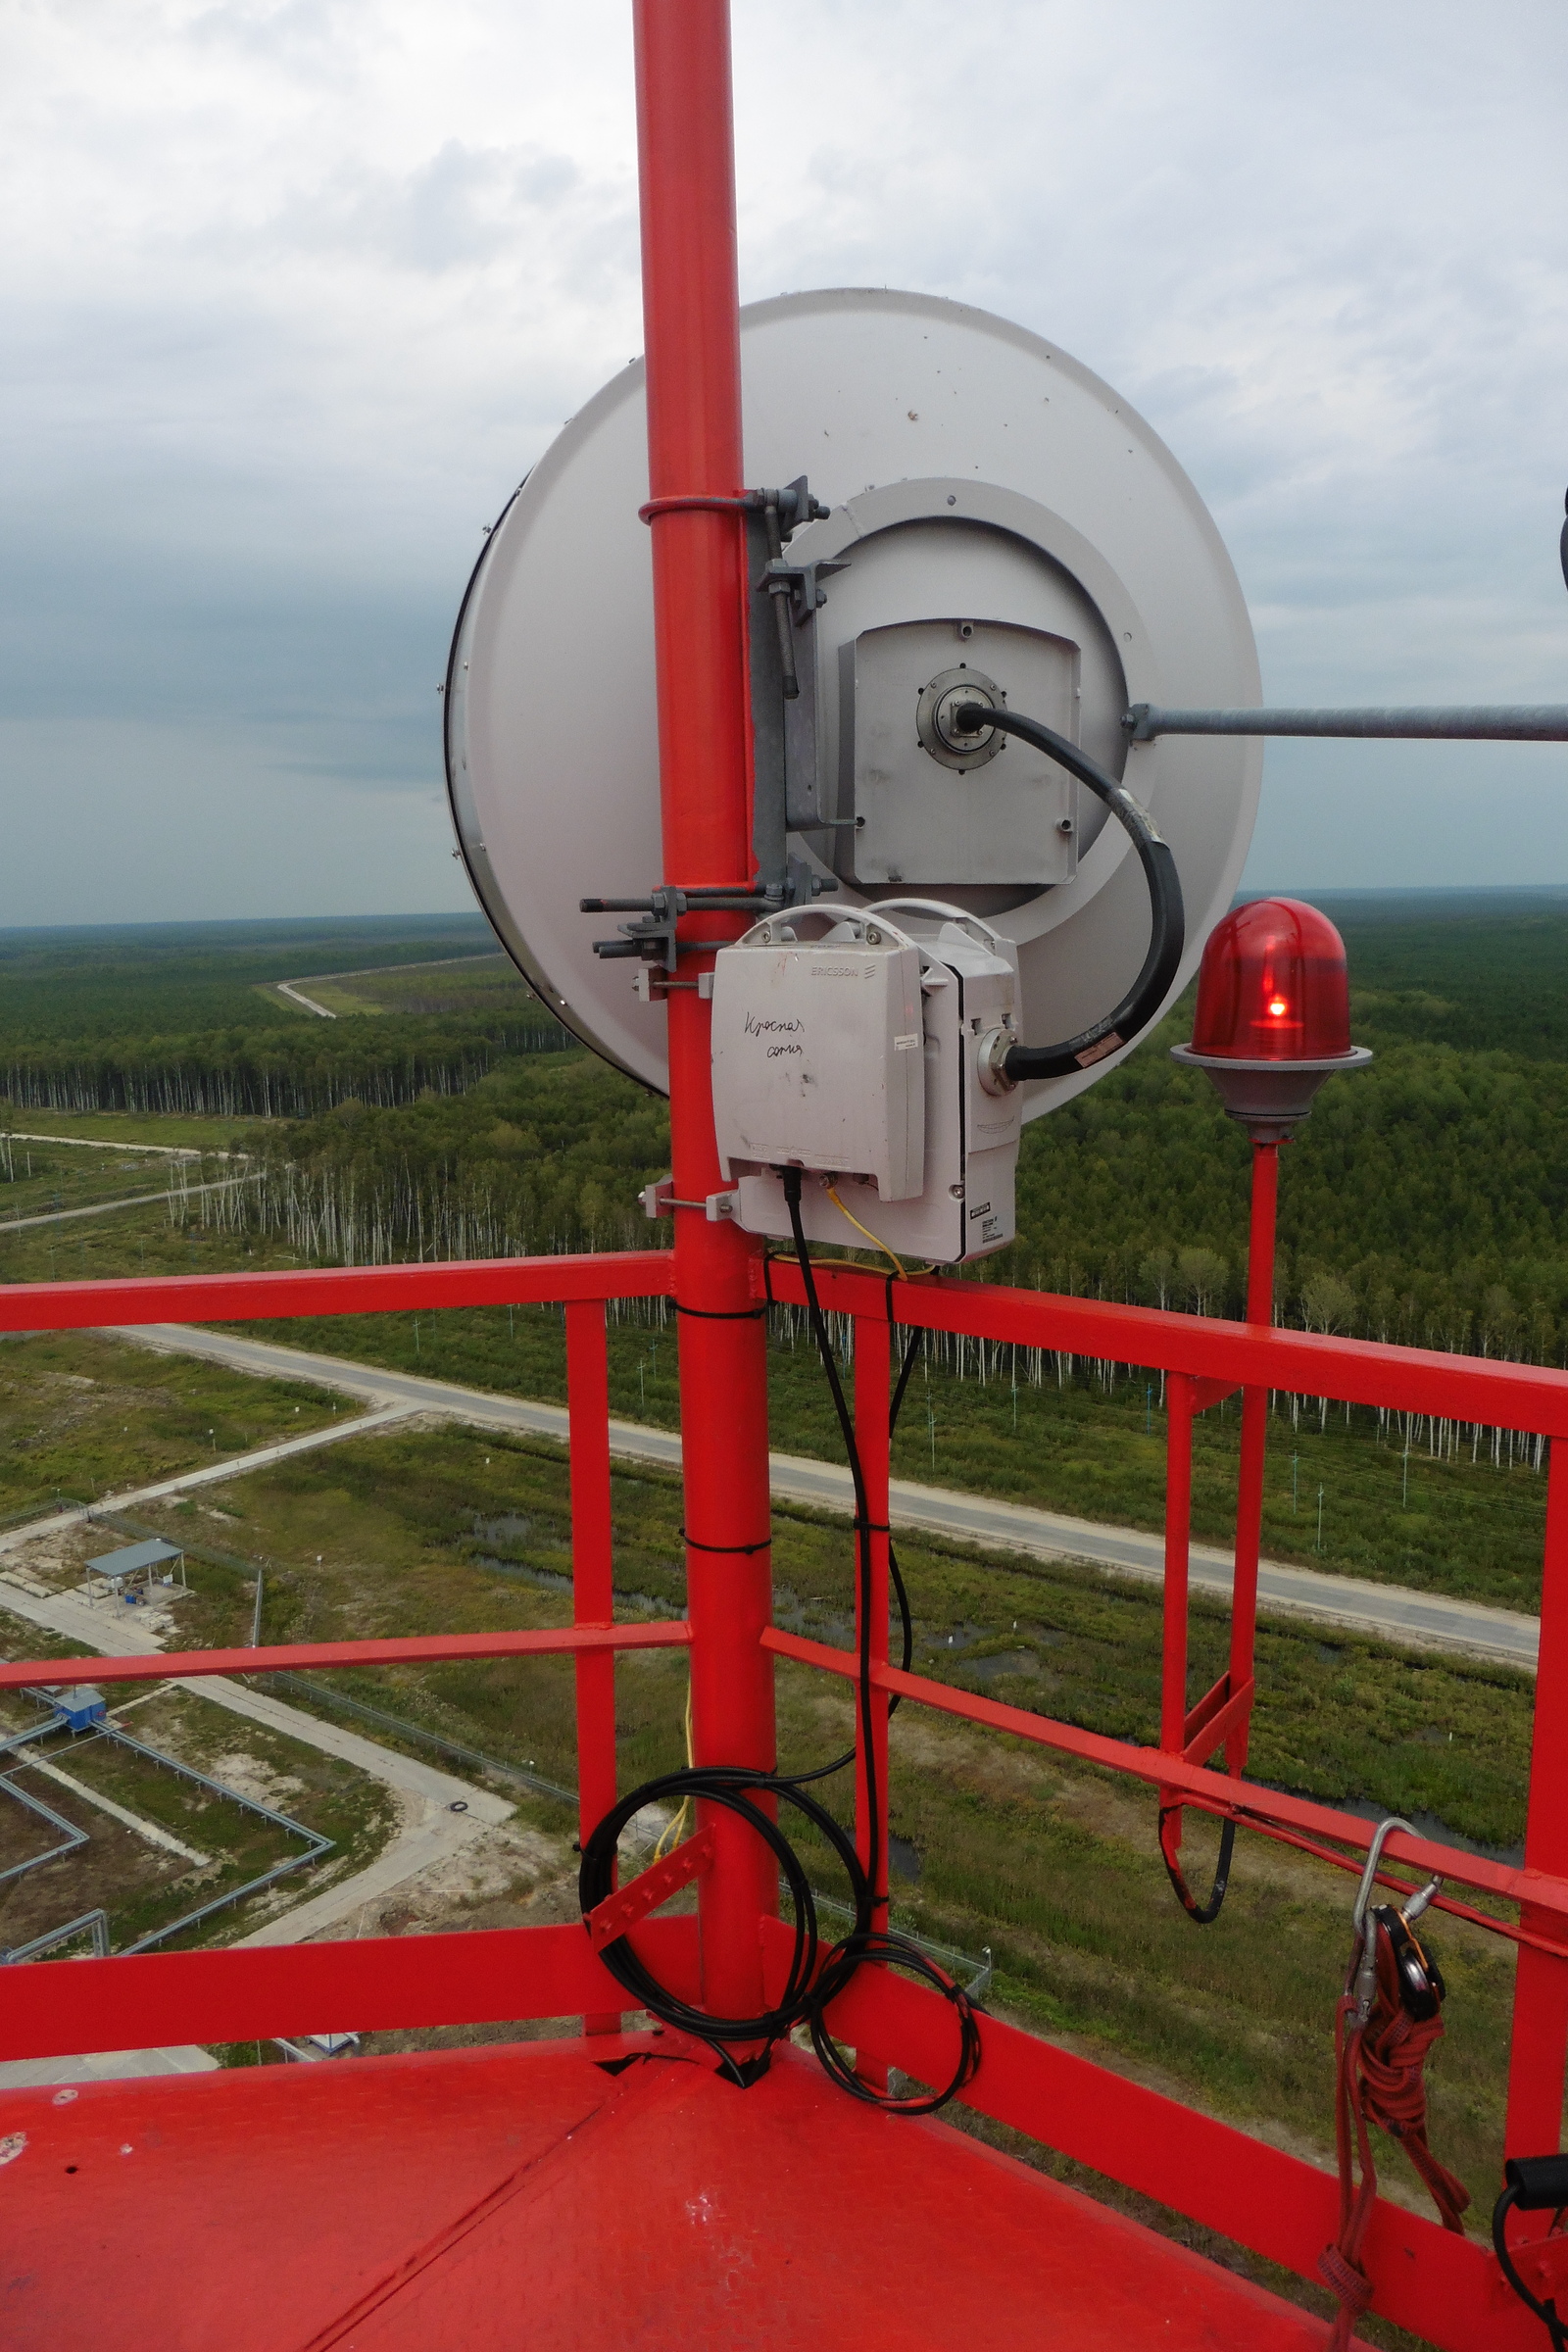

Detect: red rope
[1320,1928,1469,2348]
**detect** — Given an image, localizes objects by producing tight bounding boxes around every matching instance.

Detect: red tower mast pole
[632,0,777,2019]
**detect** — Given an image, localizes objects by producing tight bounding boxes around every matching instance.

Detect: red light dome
[1190,897,1351,1062]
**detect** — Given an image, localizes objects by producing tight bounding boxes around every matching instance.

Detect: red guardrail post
[855,1308,893,1930]
[633,0,777,2026]
[566,1298,620,2035]
[1504,1436,1568,2169]
[1226,1140,1278,1767]
[1161,1372,1196,1764]
[854,1303,893,2094]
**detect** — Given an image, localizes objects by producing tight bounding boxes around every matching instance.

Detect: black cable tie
[673,1300,767,1321]
[680,1526,772,1556]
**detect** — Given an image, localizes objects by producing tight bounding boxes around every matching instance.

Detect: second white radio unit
[710,901,1023,1265]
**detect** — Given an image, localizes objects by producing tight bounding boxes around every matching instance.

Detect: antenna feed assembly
[916,667,1005,768]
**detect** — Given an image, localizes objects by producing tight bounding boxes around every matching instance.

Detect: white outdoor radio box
[710,902,1023,1264]
[710,913,926,1199]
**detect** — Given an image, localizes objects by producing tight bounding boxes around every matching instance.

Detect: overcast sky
[4,0,1567,927]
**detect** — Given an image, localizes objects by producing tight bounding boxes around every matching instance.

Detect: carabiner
[1349,1817,1442,2024]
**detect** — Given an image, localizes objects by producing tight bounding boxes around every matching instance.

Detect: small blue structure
[83,1537,186,1605]
[17,1682,107,1738]
[50,1685,106,1734]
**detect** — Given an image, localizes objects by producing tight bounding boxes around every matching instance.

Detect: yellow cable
[825,1183,906,1279]
[653,1675,696,1862]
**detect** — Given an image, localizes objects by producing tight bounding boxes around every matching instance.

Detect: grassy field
[0,914,498,1042]
[220,1293,1552,1613]
[0,1332,401,1955]
[284,954,525,1019]
[0,1134,198,1222]
[2,1109,270,1151]
[0,1328,345,1516]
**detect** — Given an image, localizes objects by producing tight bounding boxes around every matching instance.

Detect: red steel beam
[855,1297,892,1933]
[633,0,777,2028]
[0,1620,690,1691]
[0,1250,674,1334]
[1183,1677,1254,1765]
[0,1918,701,2065]
[759,1258,1568,1435]
[761,1625,1568,1935]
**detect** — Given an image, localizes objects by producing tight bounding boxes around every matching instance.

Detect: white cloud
[3,0,1568,919]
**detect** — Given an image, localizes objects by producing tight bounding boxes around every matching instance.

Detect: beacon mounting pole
[1228,1137,1279,1768]
[1167,900,1370,1889]
[632,0,777,2031]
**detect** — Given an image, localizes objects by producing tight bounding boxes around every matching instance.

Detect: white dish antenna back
[446,289,1261,1119]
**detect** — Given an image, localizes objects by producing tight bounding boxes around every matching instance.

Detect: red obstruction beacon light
[1171,897,1371,1140]
[1191,897,1352,1060]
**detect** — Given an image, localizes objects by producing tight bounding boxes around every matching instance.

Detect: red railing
[1,1248,1562,2350]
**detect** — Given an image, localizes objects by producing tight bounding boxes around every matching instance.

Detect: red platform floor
[1,2032,1345,2350]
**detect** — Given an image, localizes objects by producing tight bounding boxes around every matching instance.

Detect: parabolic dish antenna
[446,288,1261,1118]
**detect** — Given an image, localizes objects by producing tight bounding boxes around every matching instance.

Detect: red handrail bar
[7,1243,1565,1433]
[762,1256,1568,1436]
[761,1626,1568,1948]
[0,1923,700,2066]
[0,1248,675,1334]
[0,1622,689,1690]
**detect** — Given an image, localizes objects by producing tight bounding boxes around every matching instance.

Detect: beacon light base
[1169,1044,1373,1142]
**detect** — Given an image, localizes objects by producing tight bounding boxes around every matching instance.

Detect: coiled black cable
[576,1182,981,2113]
[953,702,1185,1079]
[578,1764,870,2047]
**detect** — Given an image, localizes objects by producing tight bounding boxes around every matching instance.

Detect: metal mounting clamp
[584,875,836,970]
